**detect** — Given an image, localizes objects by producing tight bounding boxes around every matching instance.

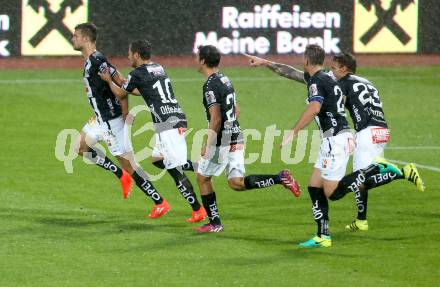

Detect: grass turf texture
[1,66,439,286]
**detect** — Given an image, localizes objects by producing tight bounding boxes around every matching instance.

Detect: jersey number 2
[226,93,236,122]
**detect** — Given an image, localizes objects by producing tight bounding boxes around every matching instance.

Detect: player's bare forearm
[292,101,321,134]
[235,102,241,119]
[207,117,221,146]
[206,105,222,148]
[267,62,305,83]
[112,71,125,87]
[109,82,128,100]
[99,69,128,99]
[245,53,304,83]
[132,88,141,96]
[281,101,320,147]
[119,97,129,120]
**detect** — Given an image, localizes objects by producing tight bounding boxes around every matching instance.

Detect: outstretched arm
[243,53,305,84]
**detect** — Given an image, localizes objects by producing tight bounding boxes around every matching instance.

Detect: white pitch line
[386,146,440,150]
[388,159,440,172]
[0,75,438,85]
[0,77,282,84]
[0,79,80,84]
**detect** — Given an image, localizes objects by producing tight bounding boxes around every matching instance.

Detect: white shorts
[314,132,354,181]
[82,116,132,156]
[151,128,188,169]
[353,126,390,171]
[197,144,246,179]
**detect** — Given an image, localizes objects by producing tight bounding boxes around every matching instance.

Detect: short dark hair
[304,44,325,65]
[198,45,221,68]
[74,22,98,42]
[332,53,357,73]
[130,40,152,60]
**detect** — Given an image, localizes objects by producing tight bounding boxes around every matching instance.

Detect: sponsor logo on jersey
[354,0,418,53]
[21,0,88,55]
[371,127,390,143]
[147,65,165,77]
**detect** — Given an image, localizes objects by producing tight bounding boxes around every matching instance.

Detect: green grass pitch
[1,66,439,286]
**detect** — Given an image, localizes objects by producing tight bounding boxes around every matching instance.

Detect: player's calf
[239,170,301,196]
[329,164,380,201]
[132,168,165,205]
[153,159,196,172]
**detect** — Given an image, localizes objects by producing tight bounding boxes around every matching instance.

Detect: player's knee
[117,157,134,174]
[76,143,89,155]
[328,187,345,201]
[196,173,210,184]
[75,134,90,155]
[228,178,245,191]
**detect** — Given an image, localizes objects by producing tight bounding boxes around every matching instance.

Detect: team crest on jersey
[309,83,318,97]
[205,91,216,105]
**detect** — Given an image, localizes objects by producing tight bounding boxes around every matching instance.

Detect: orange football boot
[120,170,133,199]
[148,199,171,219]
[186,206,208,223]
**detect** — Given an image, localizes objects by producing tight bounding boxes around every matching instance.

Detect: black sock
[182,160,196,172]
[85,148,123,178]
[132,170,163,204]
[308,187,329,237]
[244,174,281,189]
[152,160,166,169]
[329,164,380,201]
[201,192,221,225]
[153,159,196,172]
[364,172,403,189]
[356,188,368,220]
[167,168,201,211]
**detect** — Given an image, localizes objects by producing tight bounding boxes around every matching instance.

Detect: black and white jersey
[123,63,187,132]
[83,51,122,122]
[202,72,243,146]
[304,71,350,137]
[338,74,388,132]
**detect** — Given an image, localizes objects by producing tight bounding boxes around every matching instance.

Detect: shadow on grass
[37,217,111,227]
[0,206,194,238]
[210,233,294,245]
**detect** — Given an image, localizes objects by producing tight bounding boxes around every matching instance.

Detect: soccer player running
[72,23,169,219]
[194,45,300,233]
[244,51,425,232]
[246,44,403,247]
[99,39,207,223]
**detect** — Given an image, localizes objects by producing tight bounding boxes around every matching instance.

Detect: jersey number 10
[153,78,178,104]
